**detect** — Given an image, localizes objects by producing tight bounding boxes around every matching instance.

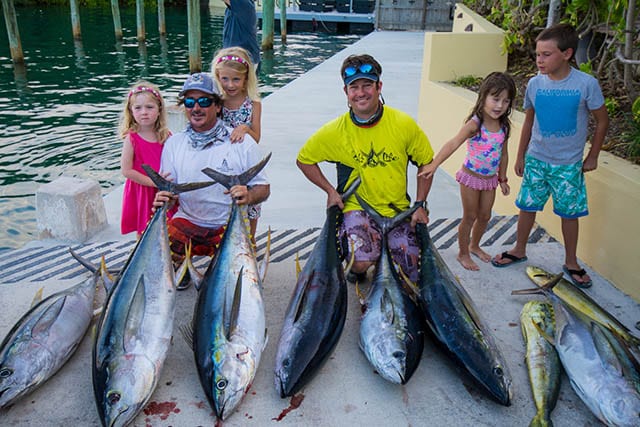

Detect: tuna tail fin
[340,176,361,203]
[68,249,115,294]
[201,152,272,190]
[141,163,214,194]
[512,274,563,297]
[354,193,419,236]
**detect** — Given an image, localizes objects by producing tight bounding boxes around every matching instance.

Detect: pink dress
[120,132,164,235]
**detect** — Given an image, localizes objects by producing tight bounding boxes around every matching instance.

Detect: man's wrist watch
[413,200,428,210]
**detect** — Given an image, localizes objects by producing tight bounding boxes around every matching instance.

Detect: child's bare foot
[457,254,480,271]
[469,247,492,263]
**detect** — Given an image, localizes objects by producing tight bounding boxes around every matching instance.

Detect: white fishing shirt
[160,125,269,228]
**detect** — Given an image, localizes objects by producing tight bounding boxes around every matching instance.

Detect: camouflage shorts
[339,210,420,283]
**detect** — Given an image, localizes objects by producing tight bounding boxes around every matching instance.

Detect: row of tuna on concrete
[1,155,639,426]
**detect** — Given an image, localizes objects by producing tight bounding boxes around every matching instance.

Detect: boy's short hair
[536,23,579,60]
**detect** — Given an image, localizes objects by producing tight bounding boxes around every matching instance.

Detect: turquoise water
[0,5,361,251]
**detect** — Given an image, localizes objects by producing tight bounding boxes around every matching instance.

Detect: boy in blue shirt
[492,23,609,288]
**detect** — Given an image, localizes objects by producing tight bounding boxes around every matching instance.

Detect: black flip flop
[491,251,528,268]
[563,265,592,288]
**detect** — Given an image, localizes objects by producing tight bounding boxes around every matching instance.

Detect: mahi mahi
[274,178,360,397]
[193,154,270,420]
[92,165,212,427]
[520,300,561,427]
[356,194,425,384]
[416,223,512,405]
[0,251,106,409]
[526,265,640,356]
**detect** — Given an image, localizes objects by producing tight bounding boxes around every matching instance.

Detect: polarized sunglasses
[184,96,214,109]
[343,63,376,79]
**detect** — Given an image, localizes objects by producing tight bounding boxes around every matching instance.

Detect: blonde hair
[211,46,260,101]
[118,80,171,142]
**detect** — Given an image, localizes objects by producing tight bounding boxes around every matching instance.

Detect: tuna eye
[0,367,13,378]
[107,391,121,405]
[216,379,228,391]
[493,366,504,378]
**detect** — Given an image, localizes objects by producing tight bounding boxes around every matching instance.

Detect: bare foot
[469,247,492,263]
[457,254,480,271]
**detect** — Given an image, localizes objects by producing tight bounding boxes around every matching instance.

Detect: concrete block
[36,177,108,242]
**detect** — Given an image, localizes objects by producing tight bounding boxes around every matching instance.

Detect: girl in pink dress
[119,81,171,238]
[419,72,516,270]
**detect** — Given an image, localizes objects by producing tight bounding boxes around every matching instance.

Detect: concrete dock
[1,31,639,426]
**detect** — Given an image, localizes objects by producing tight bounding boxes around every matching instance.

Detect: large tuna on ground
[356,195,425,385]
[0,250,106,409]
[92,165,212,427]
[191,154,270,421]
[416,223,512,406]
[274,178,360,397]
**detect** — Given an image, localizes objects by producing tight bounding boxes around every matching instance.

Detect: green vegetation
[452,75,483,88]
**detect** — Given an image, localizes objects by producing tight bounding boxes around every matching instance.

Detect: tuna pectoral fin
[141,164,214,194]
[226,268,244,340]
[32,296,66,336]
[380,289,395,324]
[590,322,627,376]
[512,274,564,297]
[123,275,146,352]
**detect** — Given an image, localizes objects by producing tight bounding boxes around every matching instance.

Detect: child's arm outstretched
[418,119,478,180]
[582,105,609,172]
[230,100,262,143]
[120,135,155,187]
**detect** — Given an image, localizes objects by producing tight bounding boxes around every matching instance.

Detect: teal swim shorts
[516,155,588,218]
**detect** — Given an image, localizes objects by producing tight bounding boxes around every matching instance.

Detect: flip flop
[563,265,592,289]
[491,251,528,268]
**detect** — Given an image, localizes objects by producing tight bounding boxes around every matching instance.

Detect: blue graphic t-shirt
[524,67,604,165]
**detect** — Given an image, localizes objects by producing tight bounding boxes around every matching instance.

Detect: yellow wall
[418,4,640,301]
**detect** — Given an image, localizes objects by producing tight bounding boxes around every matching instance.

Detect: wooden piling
[110,0,123,40]
[1,0,24,63]
[158,0,166,35]
[136,0,145,41]
[261,0,274,51]
[279,0,287,44]
[69,0,82,40]
[187,0,201,72]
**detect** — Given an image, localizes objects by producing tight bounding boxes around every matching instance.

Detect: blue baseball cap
[179,72,220,96]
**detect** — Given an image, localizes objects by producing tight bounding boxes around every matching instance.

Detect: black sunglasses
[184,96,214,109]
